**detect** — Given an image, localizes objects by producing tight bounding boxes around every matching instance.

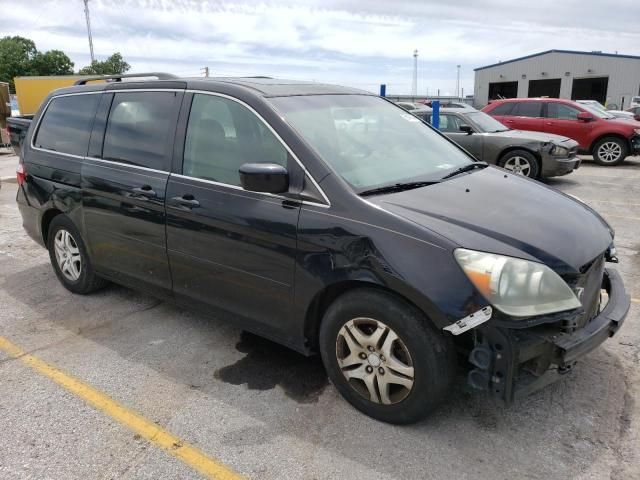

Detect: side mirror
[577,112,593,122]
[239,163,289,194]
[459,124,473,135]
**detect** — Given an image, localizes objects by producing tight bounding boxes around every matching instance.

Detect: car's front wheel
[319,289,456,424]
[47,215,107,294]
[592,137,627,166]
[498,149,539,178]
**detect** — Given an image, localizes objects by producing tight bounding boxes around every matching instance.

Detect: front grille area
[562,254,605,332]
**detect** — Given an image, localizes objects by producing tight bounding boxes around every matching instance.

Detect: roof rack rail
[74,72,179,86]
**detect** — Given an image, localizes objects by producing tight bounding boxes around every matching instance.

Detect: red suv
[482,98,640,165]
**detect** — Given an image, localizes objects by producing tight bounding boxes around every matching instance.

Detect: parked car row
[412,105,580,179]
[482,98,640,166]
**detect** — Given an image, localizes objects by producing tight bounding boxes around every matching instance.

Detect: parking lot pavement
[0,150,19,182]
[1,158,639,480]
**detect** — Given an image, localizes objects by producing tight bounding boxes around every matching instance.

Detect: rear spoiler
[74,72,178,86]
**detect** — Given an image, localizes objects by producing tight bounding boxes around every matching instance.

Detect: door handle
[171,194,200,209]
[131,185,157,198]
[545,122,554,125]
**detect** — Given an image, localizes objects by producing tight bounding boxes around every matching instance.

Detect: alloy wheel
[336,318,414,405]
[54,229,82,281]
[503,156,532,176]
[597,141,623,163]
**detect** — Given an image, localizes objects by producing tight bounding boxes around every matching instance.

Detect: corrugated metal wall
[474,52,640,108]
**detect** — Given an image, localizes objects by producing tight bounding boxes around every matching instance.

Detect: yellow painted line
[632,298,640,304]
[0,336,243,480]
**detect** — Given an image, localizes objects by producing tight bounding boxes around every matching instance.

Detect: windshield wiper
[440,162,489,180]
[359,181,439,197]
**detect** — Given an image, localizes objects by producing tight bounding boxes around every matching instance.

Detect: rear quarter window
[34,94,100,156]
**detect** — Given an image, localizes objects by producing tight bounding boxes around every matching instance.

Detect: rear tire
[592,137,627,166]
[498,149,539,178]
[47,215,107,294]
[318,289,456,424]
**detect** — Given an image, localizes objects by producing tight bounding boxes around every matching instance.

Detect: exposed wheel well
[41,209,63,244]
[499,146,541,165]
[589,134,630,154]
[303,280,427,352]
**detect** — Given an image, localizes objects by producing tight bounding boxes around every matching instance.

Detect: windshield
[465,112,509,132]
[268,95,472,192]
[580,102,614,119]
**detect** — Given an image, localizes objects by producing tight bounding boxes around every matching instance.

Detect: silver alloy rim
[336,318,414,405]
[597,141,622,163]
[503,156,532,176]
[54,229,82,281]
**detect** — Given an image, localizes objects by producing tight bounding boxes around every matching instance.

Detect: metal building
[473,50,640,109]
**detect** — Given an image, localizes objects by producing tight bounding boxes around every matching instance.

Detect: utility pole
[83,0,95,64]
[456,64,461,100]
[201,66,210,77]
[411,49,418,96]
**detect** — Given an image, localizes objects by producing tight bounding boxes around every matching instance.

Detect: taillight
[16,162,26,186]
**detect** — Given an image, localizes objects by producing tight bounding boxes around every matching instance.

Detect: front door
[82,89,183,295]
[165,92,301,337]
[543,102,592,149]
[439,114,484,160]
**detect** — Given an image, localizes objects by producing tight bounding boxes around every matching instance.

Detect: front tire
[47,215,107,294]
[592,137,627,166]
[319,289,456,424]
[498,149,539,178]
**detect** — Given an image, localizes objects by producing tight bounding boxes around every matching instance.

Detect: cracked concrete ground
[0,157,639,479]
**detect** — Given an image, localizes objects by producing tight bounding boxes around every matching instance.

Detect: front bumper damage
[465,268,629,403]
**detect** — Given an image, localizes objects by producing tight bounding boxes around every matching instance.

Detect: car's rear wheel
[47,215,107,294]
[498,150,539,178]
[319,289,456,424]
[592,137,627,166]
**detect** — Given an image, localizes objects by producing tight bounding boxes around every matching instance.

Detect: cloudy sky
[4,0,640,95]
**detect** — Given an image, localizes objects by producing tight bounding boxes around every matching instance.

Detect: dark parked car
[16,74,629,424]
[6,115,33,155]
[415,106,580,178]
[482,98,640,165]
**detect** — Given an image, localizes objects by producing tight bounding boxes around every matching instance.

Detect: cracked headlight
[551,145,570,156]
[454,248,581,317]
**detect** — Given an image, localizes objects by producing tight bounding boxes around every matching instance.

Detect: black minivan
[16,74,629,424]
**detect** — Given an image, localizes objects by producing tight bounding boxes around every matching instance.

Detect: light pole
[83,0,95,64]
[456,64,461,100]
[411,49,418,97]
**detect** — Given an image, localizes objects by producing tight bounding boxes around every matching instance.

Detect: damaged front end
[452,260,630,403]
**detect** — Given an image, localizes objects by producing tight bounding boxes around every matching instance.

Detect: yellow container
[14,76,98,115]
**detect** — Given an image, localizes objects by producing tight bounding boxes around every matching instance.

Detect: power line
[83,0,95,63]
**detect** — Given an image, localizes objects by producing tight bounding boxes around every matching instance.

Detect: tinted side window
[102,92,176,169]
[183,94,288,186]
[490,103,515,116]
[547,103,580,120]
[34,94,100,156]
[511,102,543,117]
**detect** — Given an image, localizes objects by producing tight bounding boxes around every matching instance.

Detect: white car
[631,96,640,108]
[576,100,635,120]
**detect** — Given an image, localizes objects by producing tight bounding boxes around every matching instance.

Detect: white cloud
[3,0,639,94]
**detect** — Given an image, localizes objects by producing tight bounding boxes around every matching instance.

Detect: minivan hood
[368,167,612,274]
[493,129,574,144]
